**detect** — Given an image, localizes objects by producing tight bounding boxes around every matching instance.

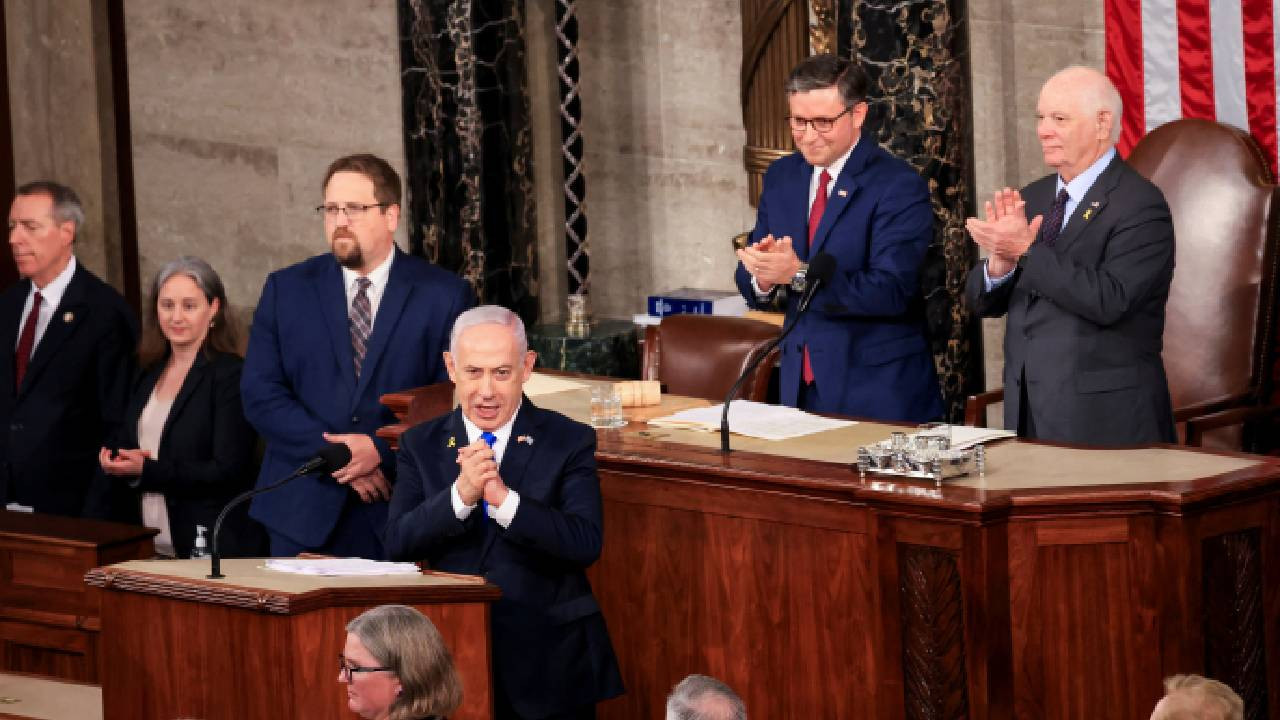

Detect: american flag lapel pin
[517,435,534,445]
[837,189,849,197]
[62,312,74,323]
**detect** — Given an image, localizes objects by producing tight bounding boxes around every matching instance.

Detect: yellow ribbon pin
[446,436,456,448]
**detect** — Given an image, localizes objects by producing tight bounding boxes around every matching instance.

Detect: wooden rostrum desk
[381,377,1280,720]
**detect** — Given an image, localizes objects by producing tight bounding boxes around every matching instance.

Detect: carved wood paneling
[1203,529,1270,720]
[740,0,810,204]
[898,543,970,720]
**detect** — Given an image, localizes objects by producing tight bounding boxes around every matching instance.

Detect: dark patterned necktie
[14,291,42,390]
[350,278,372,377]
[1039,188,1071,247]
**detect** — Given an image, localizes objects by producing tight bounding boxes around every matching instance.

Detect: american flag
[1105,0,1279,175]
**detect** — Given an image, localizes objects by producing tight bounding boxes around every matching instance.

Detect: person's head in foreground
[666,673,747,720]
[341,604,462,720]
[1149,674,1243,720]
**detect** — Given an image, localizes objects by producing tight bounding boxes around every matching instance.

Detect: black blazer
[0,262,138,520]
[385,401,624,718]
[120,351,264,558]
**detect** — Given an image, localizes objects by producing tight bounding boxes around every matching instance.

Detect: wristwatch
[790,262,809,292]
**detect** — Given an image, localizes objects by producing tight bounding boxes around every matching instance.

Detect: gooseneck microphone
[720,252,836,453]
[207,442,352,579]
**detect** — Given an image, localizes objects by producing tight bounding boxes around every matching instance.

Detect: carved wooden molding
[898,544,970,719]
[809,0,835,55]
[1202,529,1270,720]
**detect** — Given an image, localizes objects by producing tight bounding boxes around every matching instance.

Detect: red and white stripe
[1105,0,1280,176]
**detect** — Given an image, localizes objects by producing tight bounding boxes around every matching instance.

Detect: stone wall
[120,1,407,316]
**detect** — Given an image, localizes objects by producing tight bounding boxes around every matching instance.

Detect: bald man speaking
[965,66,1176,446]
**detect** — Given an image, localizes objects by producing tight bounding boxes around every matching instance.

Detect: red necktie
[802,170,831,385]
[15,292,42,390]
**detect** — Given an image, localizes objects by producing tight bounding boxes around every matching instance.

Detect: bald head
[1036,65,1123,181]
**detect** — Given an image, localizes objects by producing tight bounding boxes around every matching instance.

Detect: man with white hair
[965,65,1176,445]
[384,304,623,720]
[1149,674,1244,720]
[666,674,747,720]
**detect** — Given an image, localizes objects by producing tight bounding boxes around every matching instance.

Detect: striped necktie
[350,277,372,377]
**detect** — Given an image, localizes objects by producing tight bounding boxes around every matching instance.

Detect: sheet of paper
[647,400,856,441]
[264,558,422,577]
[908,424,1017,450]
[524,373,591,397]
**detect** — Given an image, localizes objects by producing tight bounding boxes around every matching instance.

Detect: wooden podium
[0,511,155,682]
[85,559,500,720]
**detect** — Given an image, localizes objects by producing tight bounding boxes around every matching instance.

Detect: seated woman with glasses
[341,604,463,720]
[98,256,264,558]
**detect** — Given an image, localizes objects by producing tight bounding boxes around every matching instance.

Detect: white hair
[1047,65,1124,144]
[666,674,746,720]
[448,304,527,356]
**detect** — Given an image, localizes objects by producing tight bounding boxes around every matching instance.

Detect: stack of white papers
[264,558,422,577]
[908,424,1016,449]
[647,400,856,441]
[524,373,590,397]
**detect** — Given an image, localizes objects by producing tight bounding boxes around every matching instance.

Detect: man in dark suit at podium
[0,181,138,520]
[385,305,624,720]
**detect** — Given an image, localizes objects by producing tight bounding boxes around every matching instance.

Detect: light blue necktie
[478,431,497,518]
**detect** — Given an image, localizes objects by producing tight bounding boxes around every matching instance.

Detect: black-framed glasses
[786,105,856,133]
[315,203,389,219]
[338,654,393,681]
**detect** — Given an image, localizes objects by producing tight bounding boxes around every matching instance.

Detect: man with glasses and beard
[242,153,473,558]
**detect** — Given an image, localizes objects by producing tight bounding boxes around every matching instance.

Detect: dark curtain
[398,0,539,324]
[839,0,980,421]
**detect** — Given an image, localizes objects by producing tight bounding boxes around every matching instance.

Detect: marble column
[399,0,539,323]
[839,0,979,421]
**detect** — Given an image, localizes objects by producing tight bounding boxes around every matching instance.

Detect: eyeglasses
[338,654,393,681]
[786,105,857,134]
[315,203,389,219]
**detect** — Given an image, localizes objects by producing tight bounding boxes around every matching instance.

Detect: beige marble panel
[575,0,751,321]
[124,0,407,313]
[526,0,567,323]
[5,0,116,285]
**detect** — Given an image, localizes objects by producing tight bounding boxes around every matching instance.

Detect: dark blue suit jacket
[0,262,138,521]
[735,140,943,422]
[242,249,473,551]
[384,401,624,718]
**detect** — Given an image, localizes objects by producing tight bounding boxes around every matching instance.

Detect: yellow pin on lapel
[446,436,456,448]
[1082,201,1100,221]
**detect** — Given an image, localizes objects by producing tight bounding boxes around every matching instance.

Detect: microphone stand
[207,473,302,579]
[720,275,827,454]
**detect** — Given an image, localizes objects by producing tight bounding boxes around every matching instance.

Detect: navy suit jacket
[242,249,473,550]
[735,140,943,422]
[0,262,138,520]
[384,401,624,718]
[965,156,1177,445]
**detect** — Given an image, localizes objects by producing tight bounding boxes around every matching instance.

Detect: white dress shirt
[15,256,77,352]
[449,401,523,528]
[340,248,395,325]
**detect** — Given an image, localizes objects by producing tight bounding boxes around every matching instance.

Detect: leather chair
[642,314,781,403]
[966,118,1280,449]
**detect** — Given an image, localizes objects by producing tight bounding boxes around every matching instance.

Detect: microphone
[720,252,836,453]
[207,442,352,579]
